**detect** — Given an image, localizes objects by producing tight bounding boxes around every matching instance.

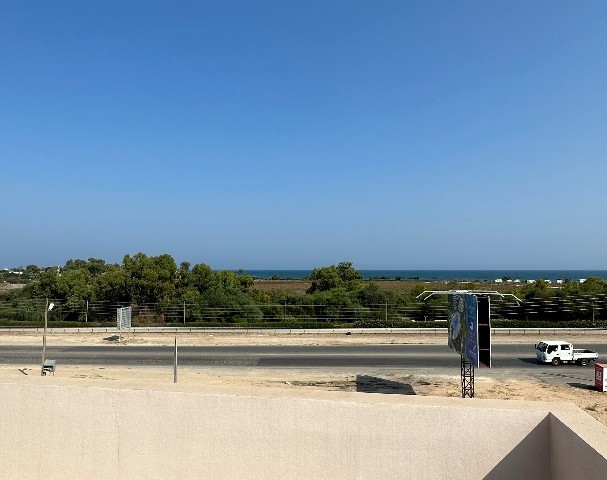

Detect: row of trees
[2,256,417,325]
[2,254,607,326]
[15,254,254,318]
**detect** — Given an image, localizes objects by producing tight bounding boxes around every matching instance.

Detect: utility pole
[41,299,54,376]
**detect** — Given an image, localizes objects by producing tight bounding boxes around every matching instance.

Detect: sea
[241,270,607,282]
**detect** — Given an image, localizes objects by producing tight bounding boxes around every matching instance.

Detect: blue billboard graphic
[448,294,479,367]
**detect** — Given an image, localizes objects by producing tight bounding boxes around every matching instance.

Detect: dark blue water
[240,270,607,282]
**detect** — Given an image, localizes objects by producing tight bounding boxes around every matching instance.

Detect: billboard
[448,294,479,367]
[448,293,491,368]
[117,306,132,330]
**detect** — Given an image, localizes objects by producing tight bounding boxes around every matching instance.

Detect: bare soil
[2,331,607,427]
[0,283,26,291]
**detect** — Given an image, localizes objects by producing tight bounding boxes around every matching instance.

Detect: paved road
[1,344,606,384]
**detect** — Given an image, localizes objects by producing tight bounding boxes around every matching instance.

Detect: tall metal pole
[85,300,88,323]
[173,335,178,383]
[41,298,48,376]
[183,301,186,325]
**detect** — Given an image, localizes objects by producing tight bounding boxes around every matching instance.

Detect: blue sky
[1,1,606,270]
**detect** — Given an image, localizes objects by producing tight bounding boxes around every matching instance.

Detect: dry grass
[253,279,520,295]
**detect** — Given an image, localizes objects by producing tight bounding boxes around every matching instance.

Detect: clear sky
[1,1,606,270]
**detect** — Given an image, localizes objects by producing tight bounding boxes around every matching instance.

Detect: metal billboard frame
[417,290,521,397]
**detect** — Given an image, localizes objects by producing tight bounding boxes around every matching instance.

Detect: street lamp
[41,299,54,375]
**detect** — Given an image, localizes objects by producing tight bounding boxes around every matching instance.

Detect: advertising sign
[117,306,132,330]
[448,294,479,367]
[595,364,607,392]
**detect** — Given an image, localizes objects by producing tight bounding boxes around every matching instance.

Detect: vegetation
[1,254,606,328]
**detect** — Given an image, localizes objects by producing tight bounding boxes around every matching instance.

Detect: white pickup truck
[535,340,598,366]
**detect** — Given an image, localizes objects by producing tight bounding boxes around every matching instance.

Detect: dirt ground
[2,330,607,427]
[4,330,607,346]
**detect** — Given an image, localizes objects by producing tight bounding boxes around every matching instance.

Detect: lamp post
[41,299,54,375]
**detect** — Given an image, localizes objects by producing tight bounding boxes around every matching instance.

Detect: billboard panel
[448,294,479,367]
[117,306,132,330]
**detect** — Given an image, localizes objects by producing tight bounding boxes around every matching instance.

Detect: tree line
[1,255,415,326]
[1,254,606,327]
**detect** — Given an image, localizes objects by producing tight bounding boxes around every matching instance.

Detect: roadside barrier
[1,327,607,335]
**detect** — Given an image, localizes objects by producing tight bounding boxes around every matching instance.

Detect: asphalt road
[1,344,606,384]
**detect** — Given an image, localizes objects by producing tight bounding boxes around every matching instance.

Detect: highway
[1,344,606,383]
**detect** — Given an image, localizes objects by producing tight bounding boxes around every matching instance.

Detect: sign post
[116,306,132,342]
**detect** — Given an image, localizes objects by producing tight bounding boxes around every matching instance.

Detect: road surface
[1,343,605,384]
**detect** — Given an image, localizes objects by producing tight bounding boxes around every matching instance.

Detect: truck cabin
[535,342,571,354]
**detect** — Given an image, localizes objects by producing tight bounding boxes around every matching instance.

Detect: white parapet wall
[0,379,606,480]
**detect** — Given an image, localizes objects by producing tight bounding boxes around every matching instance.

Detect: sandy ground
[2,331,607,427]
[3,330,607,346]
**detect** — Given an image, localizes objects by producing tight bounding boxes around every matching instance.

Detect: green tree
[175,261,191,294]
[580,277,607,295]
[22,267,60,298]
[357,282,387,306]
[307,262,362,293]
[25,264,40,275]
[56,268,93,310]
[520,280,552,299]
[86,258,108,277]
[189,263,214,293]
[94,266,130,303]
[123,253,177,305]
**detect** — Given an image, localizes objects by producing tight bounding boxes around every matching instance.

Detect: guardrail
[1,327,607,335]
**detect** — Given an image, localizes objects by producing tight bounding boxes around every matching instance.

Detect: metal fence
[0,299,446,325]
[0,294,605,326]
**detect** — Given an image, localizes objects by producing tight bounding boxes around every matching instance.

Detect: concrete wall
[0,380,605,480]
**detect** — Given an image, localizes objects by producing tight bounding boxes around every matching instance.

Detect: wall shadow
[355,375,415,395]
[484,416,551,480]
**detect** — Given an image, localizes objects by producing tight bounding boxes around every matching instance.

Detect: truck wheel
[579,359,589,366]
[551,358,561,366]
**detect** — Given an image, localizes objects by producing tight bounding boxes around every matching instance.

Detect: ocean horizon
[240,270,607,282]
